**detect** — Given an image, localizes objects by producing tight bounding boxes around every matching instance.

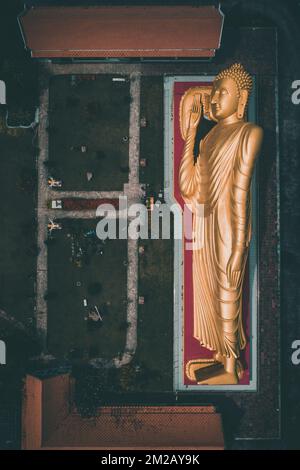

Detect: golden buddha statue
[179,64,263,385]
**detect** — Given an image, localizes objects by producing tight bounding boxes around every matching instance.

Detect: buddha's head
[210,63,252,123]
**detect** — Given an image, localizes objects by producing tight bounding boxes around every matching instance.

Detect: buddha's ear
[237,89,249,119]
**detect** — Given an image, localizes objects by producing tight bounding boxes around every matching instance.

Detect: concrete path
[114,72,141,367]
[36,85,50,349]
[48,190,123,199]
[36,64,143,368]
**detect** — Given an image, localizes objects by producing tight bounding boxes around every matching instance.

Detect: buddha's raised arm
[179,96,202,200]
[178,127,198,199]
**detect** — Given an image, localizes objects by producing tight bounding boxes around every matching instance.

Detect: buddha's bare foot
[196,369,239,385]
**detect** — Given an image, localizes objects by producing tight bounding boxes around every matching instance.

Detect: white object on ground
[51,200,63,209]
[94,306,103,321]
[0,80,6,105]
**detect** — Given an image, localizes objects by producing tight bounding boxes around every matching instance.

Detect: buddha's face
[210,77,240,121]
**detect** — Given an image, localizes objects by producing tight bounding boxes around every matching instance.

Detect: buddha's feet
[213,353,244,381]
[186,358,240,385]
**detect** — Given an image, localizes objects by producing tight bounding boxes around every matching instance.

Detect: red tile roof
[43,408,224,449]
[22,374,224,449]
[19,6,224,59]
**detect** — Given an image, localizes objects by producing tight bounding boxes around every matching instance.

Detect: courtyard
[40,70,173,400]
[48,74,131,191]
[0,66,176,405]
[47,219,128,360]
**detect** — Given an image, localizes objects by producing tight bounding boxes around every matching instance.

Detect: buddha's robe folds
[179,121,257,359]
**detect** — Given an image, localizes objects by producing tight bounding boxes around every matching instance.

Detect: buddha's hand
[226,250,243,286]
[188,94,202,130]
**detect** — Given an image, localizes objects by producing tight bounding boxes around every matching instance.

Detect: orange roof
[22,374,224,450]
[43,408,224,449]
[19,6,224,59]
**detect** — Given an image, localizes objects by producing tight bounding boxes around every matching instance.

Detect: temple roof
[22,374,224,449]
[19,6,224,59]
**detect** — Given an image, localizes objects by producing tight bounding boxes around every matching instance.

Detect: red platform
[173,82,250,386]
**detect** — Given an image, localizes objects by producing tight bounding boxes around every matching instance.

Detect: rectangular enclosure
[164,75,258,391]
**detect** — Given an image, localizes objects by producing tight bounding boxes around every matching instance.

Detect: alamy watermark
[291,80,300,104]
[95,196,204,250]
[0,340,6,365]
[291,340,300,365]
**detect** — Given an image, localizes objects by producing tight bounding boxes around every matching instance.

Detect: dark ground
[139,76,164,196]
[47,219,127,359]
[135,238,174,392]
[0,108,38,451]
[0,124,37,327]
[48,75,130,191]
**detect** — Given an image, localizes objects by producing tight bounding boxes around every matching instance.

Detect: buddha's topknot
[215,63,252,98]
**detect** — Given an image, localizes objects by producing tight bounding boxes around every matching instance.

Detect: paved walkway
[36,84,50,348]
[114,72,141,367]
[48,190,123,199]
[36,64,142,367]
